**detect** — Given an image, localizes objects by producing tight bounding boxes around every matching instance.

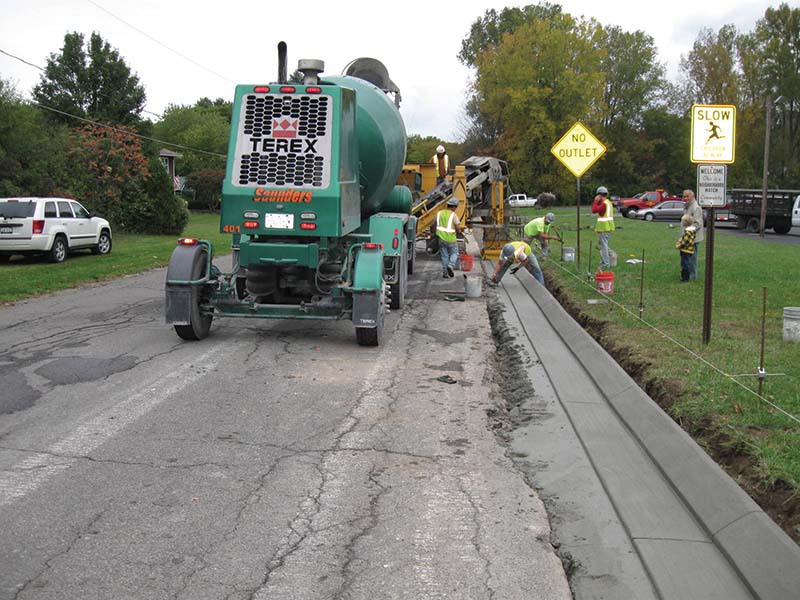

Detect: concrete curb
[516,274,800,599]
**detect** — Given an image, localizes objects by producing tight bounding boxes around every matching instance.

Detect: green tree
[680,25,741,105]
[0,79,72,197]
[471,12,605,199]
[152,101,230,175]
[186,168,225,211]
[33,32,146,125]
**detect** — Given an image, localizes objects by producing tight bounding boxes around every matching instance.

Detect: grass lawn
[0,212,230,304]
[515,205,800,494]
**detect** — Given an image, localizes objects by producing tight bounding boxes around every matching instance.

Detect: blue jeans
[439,240,459,274]
[597,232,612,268]
[688,243,699,280]
[680,251,692,281]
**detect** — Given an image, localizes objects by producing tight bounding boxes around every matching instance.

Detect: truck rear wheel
[174,251,213,341]
[745,217,760,233]
[773,222,792,235]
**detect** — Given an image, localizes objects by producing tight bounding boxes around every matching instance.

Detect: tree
[0,78,72,197]
[33,32,146,125]
[153,101,230,175]
[680,25,741,105]
[186,169,225,212]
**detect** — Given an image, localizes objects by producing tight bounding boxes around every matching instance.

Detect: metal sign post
[551,122,606,269]
[697,164,727,344]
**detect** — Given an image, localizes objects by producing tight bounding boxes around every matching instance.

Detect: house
[159,149,183,191]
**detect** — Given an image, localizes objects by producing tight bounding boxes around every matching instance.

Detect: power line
[547,259,800,426]
[87,0,237,85]
[0,46,164,119]
[31,101,226,159]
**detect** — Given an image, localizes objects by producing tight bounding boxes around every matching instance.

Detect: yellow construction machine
[401,157,511,259]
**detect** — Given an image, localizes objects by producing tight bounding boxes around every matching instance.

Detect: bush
[121,156,189,235]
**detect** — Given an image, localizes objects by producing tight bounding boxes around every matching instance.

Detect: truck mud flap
[352,291,381,328]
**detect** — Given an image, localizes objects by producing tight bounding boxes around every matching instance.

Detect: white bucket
[609,250,618,267]
[783,307,800,342]
[465,276,482,298]
[562,246,575,262]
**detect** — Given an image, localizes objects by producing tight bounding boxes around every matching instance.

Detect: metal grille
[232,93,333,189]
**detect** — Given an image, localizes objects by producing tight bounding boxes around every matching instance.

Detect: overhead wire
[545,256,800,426]
[86,0,237,85]
[0,46,164,119]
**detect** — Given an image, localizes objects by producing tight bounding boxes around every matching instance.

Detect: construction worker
[436,197,462,278]
[489,241,544,287]
[432,144,449,183]
[523,212,560,257]
[591,186,615,273]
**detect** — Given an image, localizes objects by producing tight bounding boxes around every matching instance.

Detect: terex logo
[273,118,298,138]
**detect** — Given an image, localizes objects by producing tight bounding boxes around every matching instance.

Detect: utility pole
[760,97,772,238]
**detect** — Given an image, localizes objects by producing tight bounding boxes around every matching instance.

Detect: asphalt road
[0,256,569,599]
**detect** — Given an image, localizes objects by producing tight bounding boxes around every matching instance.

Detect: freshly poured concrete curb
[516,273,800,599]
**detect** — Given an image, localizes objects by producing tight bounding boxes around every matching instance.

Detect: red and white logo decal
[273,118,299,138]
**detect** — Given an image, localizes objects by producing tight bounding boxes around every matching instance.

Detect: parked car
[508,194,538,207]
[0,197,112,263]
[634,200,686,222]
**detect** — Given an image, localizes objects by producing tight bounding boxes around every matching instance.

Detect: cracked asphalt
[0,255,569,599]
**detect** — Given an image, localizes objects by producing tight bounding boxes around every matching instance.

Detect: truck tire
[745,217,760,233]
[355,296,384,347]
[773,222,792,235]
[174,251,213,341]
[390,240,407,310]
[626,208,637,218]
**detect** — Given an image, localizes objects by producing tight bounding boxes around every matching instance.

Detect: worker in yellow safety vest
[489,241,544,287]
[432,145,449,183]
[523,212,561,257]
[591,186,615,273]
[436,197,462,278]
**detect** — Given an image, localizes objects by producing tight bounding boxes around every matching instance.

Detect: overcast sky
[0,0,786,142]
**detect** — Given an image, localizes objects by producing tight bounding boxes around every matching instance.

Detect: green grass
[519,205,800,489]
[0,212,230,304]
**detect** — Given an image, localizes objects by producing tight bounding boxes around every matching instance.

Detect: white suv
[0,197,112,263]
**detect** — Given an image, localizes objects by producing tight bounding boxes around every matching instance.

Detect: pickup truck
[730,189,800,234]
[614,189,681,218]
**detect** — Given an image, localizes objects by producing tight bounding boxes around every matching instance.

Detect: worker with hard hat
[489,241,544,287]
[591,186,615,273]
[432,144,449,183]
[523,212,561,258]
[436,196,463,278]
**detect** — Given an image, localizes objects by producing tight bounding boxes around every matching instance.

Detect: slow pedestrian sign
[691,104,736,164]
[551,122,606,178]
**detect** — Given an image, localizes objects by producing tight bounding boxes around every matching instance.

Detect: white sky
[0,0,787,141]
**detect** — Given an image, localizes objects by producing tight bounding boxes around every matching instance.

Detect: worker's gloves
[510,266,520,275]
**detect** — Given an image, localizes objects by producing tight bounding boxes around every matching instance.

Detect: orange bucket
[596,271,615,294]
[459,254,473,272]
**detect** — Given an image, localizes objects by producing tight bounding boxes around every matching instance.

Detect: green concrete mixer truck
[165,45,416,346]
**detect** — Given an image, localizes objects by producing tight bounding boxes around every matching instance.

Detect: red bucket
[595,271,615,294]
[459,254,473,272]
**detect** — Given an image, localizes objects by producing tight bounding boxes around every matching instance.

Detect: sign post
[691,105,736,344]
[551,122,606,268]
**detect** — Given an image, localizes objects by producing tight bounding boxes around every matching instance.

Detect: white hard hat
[436,145,445,154]
[446,197,459,207]
[545,212,555,223]
[596,186,608,195]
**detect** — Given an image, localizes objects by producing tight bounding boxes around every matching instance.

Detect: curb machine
[165,45,415,346]
[401,157,509,258]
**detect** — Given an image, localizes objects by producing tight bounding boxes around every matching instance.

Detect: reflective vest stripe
[596,200,615,231]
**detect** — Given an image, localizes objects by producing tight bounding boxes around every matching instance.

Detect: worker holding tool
[432,144,449,183]
[436,197,462,278]
[488,241,544,287]
[522,212,560,257]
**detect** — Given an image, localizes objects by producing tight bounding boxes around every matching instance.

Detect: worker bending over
[489,241,544,287]
[523,212,560,257]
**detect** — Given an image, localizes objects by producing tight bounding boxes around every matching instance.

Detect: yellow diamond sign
[551,122,606,178]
